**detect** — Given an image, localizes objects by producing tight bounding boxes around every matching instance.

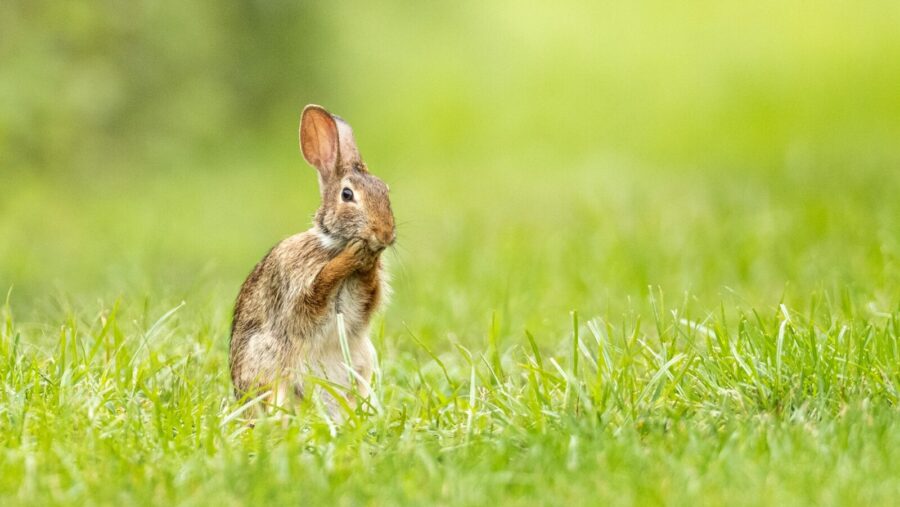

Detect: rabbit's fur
[229,105,395,413]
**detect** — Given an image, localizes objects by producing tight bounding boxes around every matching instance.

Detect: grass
[3,1,900,504]
[2,157,899,505]
[2,287,899,505]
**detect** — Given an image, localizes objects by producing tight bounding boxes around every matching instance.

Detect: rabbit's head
[300,105,396,251]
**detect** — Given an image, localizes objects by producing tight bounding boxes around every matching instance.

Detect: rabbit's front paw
[344,239,378,272]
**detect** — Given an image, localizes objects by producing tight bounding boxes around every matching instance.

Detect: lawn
[2,1,900,505]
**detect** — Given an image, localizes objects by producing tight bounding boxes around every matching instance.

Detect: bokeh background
[2,1,899,343]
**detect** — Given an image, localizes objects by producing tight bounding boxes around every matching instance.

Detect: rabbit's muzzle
[368,226,396,251]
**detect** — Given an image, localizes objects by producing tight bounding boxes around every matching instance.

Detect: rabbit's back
[229,231,330,394]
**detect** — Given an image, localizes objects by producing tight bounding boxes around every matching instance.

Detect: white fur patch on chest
[301,280,367,355]
[335,280,367,330]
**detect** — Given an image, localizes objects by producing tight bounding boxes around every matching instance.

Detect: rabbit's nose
[371,229,395,247]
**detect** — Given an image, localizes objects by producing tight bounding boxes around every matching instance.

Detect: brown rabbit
[229,104,395,415]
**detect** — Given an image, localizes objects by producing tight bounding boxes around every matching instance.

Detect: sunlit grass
[2,145,898,505]
[1,286,899,505]
[3,1,900,504]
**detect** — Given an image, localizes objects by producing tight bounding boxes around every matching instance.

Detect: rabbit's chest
[301,279,370,360]
[332,279,369,331]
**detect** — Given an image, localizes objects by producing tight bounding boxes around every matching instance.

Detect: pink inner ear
[301,109,338,170]
[312,123,331,165]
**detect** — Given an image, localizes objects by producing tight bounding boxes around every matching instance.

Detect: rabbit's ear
[332,116,362,169]
[300,105,340,182]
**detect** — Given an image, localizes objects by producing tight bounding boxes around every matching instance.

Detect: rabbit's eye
[341,187,354,202]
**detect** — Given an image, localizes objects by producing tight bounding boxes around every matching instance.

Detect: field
[2,1,900,505]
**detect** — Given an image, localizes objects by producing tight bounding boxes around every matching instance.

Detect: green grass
[2,158,899,505]
[2,290,900,505]
[3,1,900,505]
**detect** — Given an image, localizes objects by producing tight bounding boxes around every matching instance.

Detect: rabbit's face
[319,165,395,250]
[300,105,396,251]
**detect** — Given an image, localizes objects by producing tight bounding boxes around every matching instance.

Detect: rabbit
[229,104,395,417]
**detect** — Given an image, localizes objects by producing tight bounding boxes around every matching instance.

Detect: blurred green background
[2,0,899,341]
